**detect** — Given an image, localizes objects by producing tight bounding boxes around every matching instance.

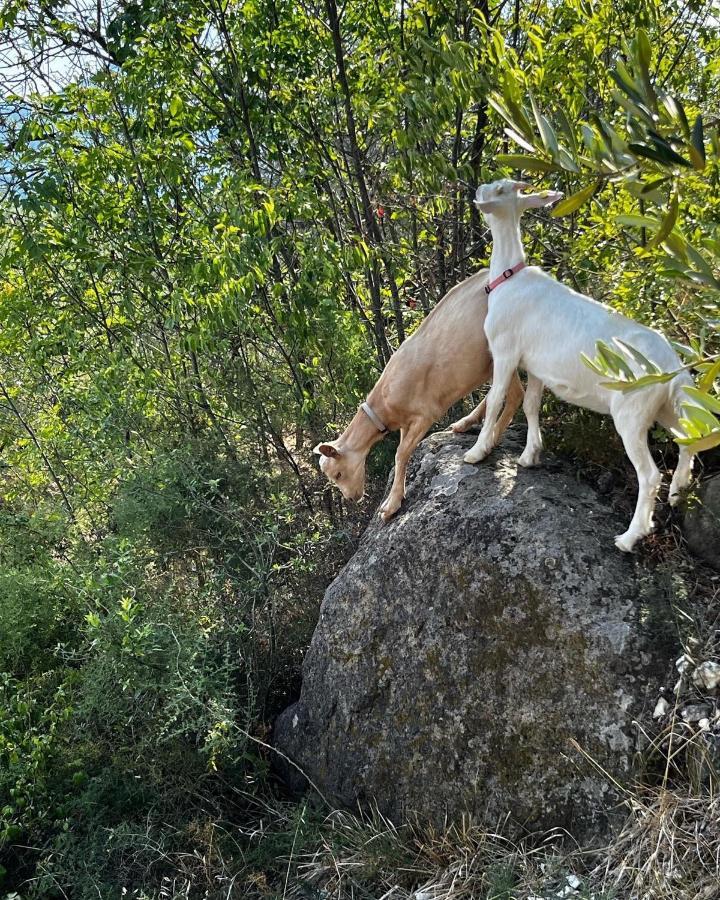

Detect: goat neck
[485,210,526,283]
[339,393,392,455]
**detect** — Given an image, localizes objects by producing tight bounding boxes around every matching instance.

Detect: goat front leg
[464,359,517,464]
[379,420,429,522]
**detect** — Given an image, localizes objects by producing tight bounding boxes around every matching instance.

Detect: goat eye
[336,472,343,480]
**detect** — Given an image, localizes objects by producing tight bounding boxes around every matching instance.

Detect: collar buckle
[484,261,527,295]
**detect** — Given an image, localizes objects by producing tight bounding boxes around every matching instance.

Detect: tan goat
[314,269,524,520]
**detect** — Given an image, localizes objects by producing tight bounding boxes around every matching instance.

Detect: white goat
[466,179,694,552]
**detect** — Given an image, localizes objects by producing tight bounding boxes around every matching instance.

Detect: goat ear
[518,189,564,209]
[473,196,503,213]
[313,442,340,458]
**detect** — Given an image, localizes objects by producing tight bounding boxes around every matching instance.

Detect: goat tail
[669,369,694,420]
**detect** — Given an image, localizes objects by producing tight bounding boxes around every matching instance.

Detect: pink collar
[484,261,527,295]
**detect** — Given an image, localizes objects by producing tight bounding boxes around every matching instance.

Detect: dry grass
[115,773,720,899]
[591,788,720,900]
[290,808,601,900]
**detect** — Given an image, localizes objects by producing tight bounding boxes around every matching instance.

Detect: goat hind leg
[613,413,662,552]
[669,446,694,506]
[492,370,524,443]
[518,374,543,467]
[658,409,694,505]
[451,396,487,433]
[452,369,525,436]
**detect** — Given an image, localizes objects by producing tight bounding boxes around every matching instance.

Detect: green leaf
[616,214,660,228]
[580,124,597,153]
[597,343,635,379]
[676,430,720,451]
[640,176,672,195]
[581,352,606,377]
[698,359,720,392]
[611,90,654,124]
[496,154,558,173]
[538,114,559,158]
[682,386,720,414]
[636,28,652,74]
[554,105,577,154]
[504,128,536,152]
[633,28,656,109]
[647,192,679,249]
[600,371,675,391]
[550,180,600,217]
[490,93,535,142]
[610,68,645,107]
[662,232,688,261]
[628,141,692,168]
[555,147,581,173]
[684,242,716,280]
[612,338,662,374]
[169,95,184,118]
[662,95,690,138]
[681,404,720,431]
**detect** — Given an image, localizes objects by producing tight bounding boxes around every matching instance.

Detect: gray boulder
[683,473,720,571]
[275,428,677,839]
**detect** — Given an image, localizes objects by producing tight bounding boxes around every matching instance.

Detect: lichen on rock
[275,427,679,840]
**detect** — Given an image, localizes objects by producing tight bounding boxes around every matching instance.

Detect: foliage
[487,16,720,448]
[0,0,718,896]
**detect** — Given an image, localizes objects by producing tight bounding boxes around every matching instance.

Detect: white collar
[361,401,388,433]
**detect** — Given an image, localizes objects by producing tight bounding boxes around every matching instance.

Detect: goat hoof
[464,444,491,464]
[668,491,681,508]
[451,416,474,433]
[379,500,400,522]
[614,532,637,553]
[518,450,541,468]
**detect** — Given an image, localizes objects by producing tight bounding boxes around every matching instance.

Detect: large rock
[683,473,720,572]
[275,428,677,839]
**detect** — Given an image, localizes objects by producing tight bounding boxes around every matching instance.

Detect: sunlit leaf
[600,371,676,391]
[676,430,720,451]
[647,192,678,249]
[662,95,690,138]
[503,128,536,152]
[550,180,600,217]
[616,214,659,228]
[612,339,662,374]
[496,154,558,173]
[698,359,720,392]
[683,386,720,414]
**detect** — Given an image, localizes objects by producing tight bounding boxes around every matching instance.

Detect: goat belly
[544,378,611,414]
